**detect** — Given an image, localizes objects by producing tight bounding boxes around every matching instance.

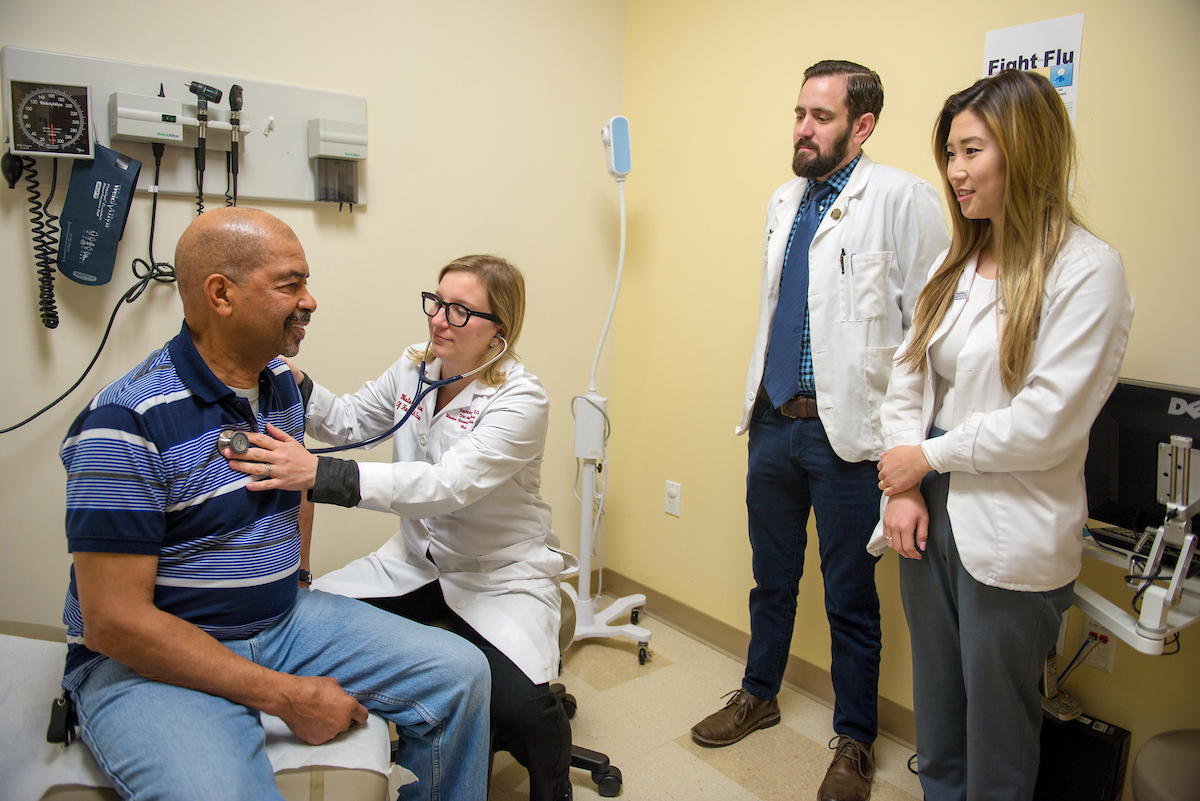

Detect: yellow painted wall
[610,0,1200,780]
[0,0,626,623]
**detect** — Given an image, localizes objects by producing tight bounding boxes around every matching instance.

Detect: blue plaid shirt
[782,152,860,396]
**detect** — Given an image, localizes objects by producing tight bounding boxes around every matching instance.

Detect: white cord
[579,175,626,605]
[588,179,626,393]
[569,456,610,561]
[596,477,605,601]
[570,395,612,438]
[592,457,609,551]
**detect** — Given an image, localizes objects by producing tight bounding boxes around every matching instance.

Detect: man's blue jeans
[71,589,491,801]
[744,397,882,743]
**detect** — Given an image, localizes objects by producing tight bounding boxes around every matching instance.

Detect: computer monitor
[1085,378,1200,534]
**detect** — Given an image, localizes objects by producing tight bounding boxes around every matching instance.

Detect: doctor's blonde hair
[899,69,1082,394]
[408,255,525,387]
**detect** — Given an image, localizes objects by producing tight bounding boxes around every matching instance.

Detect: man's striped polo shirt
[60,323,305,690]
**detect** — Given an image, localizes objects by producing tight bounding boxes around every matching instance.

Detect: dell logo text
[1168,397,1200,419]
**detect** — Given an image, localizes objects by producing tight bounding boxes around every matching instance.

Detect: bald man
[58,208,490,801]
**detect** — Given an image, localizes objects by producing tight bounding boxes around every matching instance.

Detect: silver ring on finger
[264,464,272,480]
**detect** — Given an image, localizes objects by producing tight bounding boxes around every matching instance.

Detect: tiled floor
[489,597,923,800]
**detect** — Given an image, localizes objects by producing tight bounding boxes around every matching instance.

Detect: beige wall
[609,0,1199,784]
[0,0,626,622]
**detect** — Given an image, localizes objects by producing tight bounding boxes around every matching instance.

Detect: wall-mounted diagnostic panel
[2,47,368,206]
[9,81,94,158]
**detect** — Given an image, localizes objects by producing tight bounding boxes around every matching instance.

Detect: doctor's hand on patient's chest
[224,423,319,492]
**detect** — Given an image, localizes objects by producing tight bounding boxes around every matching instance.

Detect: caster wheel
[630,606,642,625]
[638,644,649,665]
[593,765,622,797]
[562,693,577,719]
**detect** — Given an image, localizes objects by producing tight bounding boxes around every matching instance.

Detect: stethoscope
[217,336,509,457]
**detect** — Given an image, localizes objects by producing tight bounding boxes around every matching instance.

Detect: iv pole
[566,116,651,664]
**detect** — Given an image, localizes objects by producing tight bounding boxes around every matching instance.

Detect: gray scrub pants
[899,469,1074,801]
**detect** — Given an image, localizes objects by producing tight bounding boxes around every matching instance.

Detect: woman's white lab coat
[867,225,1134,592]
[307,349,573,684]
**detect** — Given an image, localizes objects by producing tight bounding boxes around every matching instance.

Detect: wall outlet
[1082,614,1115,673]
[665,481,681,517]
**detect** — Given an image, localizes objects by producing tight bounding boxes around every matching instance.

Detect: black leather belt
[779,395,819,419]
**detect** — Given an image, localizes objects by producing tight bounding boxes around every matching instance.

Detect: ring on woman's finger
[886,536,893,541]
[264,464,272,480]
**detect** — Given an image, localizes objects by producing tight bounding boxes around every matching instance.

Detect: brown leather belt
[779,395,819,419]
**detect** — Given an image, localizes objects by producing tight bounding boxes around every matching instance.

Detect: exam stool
[0,621,407,801]
[1131,729,1200,801]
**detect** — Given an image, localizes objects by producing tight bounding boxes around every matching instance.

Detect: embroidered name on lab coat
[396,393,424,421]
[446,408,480,430]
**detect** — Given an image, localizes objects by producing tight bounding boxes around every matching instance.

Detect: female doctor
[869,71,1133,800]
[227,255,575,801]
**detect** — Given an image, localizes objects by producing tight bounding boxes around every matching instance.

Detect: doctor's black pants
[366,580,573,801]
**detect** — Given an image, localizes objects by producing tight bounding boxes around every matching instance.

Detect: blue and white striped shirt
[61,323,305,689]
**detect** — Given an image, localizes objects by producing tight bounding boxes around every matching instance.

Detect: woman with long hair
[869,70,1134,799]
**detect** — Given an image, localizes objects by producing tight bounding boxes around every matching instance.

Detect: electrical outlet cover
[665,481,681,517]
[1082,614,1116,673]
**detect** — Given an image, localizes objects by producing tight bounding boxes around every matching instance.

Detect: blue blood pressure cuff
[57,144,141,285]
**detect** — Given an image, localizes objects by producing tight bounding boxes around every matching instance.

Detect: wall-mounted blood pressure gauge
[8,81,93,158]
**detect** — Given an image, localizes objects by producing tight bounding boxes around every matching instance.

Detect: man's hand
[277,674,369,745]
[878,444,932,496]
[881,486,928,559]
[73,551,363,741]
[224,423,318,492]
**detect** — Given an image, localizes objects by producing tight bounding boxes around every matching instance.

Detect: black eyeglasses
[421,292,502,328]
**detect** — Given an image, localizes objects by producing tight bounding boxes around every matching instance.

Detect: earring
[489,341,498,348]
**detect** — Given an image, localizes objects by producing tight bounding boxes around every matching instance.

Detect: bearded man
[690,61,949,801]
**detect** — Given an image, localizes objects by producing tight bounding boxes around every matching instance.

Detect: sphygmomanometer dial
[9,81,93,158]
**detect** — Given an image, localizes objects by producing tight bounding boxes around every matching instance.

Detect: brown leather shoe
[817,735,875,801]
[690,689,780,747]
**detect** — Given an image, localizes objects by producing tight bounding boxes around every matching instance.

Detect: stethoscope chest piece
[218,429,251,456]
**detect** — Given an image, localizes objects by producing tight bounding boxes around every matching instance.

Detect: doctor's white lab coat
[737,153,950,463]
[308,350,572,684]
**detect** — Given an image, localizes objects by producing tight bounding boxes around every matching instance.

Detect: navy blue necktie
[763,181,835,409]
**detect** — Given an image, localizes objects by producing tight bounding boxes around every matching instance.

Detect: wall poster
[983,13,1084,124]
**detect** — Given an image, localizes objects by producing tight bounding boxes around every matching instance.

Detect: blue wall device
[602,115,631,179]
[57,144,141,285]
